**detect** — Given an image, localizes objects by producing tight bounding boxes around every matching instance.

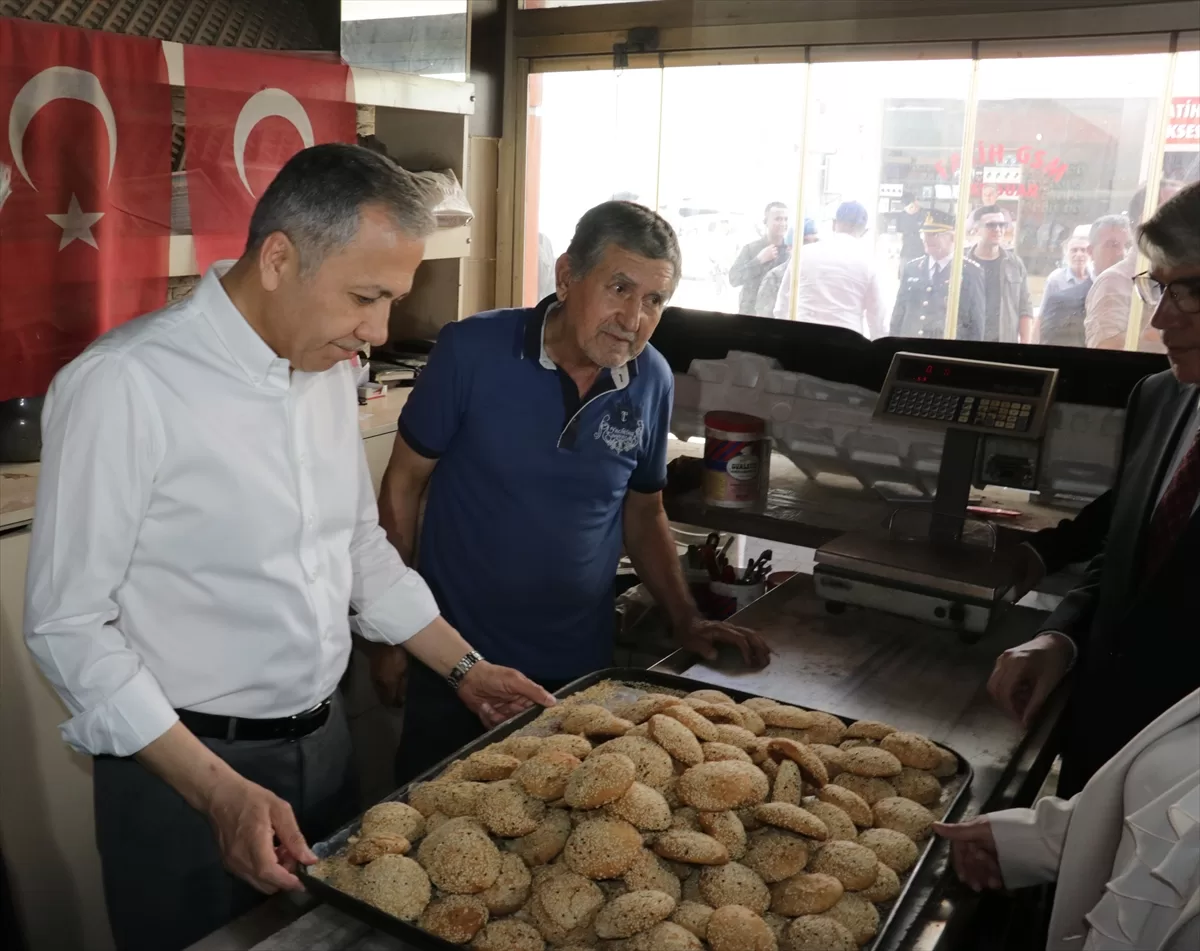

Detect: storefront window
[971,52,1170,349]
[792,57,972,340]
[656,64,807,315]
[523,68,662,305]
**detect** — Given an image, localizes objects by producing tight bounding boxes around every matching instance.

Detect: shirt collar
[521,294,637,388]
[197,261,290,388]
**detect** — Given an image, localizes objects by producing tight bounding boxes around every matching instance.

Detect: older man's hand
[459,661,558,727]
[675,617,772,669]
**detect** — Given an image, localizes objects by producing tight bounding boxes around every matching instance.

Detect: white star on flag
[46,193,105,250]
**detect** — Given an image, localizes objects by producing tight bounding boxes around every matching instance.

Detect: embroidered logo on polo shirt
[594,401,644,454]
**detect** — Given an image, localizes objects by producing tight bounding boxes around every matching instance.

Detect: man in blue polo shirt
[377,201,770,782]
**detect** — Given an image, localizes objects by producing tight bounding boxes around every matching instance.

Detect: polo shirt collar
[198,260,290,388]
[522,294,638,389]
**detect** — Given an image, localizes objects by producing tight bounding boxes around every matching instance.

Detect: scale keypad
[886,387,1033,431]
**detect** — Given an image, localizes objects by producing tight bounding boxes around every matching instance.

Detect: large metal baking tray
[299,667,973,950]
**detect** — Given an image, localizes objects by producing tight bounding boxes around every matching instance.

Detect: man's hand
[204,774,316,894]
[987,632,1073,728]
[458,661,557,727]
[1007,544,1046,603]
[756,244,780,265]
[933,817,1002,892]
[675,616,771,669]
[365,641,409,707]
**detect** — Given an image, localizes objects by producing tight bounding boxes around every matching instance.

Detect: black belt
[176,697,333,742]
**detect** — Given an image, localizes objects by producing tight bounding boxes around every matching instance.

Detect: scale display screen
[894,355,1043,397]
[877,352,1058,438]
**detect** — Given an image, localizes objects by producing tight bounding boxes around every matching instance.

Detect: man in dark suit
[988,181,1200,796]
[890,209,986,341]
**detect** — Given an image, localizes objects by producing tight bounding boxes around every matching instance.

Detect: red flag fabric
[0,19,172,401]
[184,48,354,273]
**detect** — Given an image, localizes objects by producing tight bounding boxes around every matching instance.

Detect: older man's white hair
[1137,180,1200,270]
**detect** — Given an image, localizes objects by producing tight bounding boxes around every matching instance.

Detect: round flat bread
[809,841,879,892]
[649,714,705,766]
[356,854,431,921]
[698,809,748,861]
[564,752,636,809]
[859,861,901,903]
[470,919,545,951]
[662,704,721,741]
[830,773,897,806]
[841,747,903,779]
[872,797,935,842]
[605,781,672,831]
[771,759,803,806]
[477,780,546,837]
[699,862,771,914]
[592,736,675,791]
[823,893,880,946]
[507,808,572,867]
[879,731,942,770]
[479,852,531,916]
[626,921,704,950]
[418,895,488,944]
[760,705,819,730]
[743,828,810,884]
[624,849,683,901]
[361,801,424,842]
[844,720,897,741]
[893,767,942,807]
[514,751,582,802]
[817,785,874,828]
[671,900,714,940]
[802,801,858,841]
[706,905,777,951]
[769,871,844,916]
[652,830,731,866]
[703,742,753,764]
[594,890,676,939]
[460,751,522,782]
[755,803,829,840]
[858,827,919,872]
[563,816,643,879]
[766,738,829,788]
[677,761,770,811]
[783,915,857,951]
[540,733,593,759]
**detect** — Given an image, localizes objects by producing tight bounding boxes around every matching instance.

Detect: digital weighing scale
[814,352,1059,639]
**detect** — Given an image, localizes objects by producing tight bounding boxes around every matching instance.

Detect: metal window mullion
[944,45,982,342]
[1123,37,1179,352]
[785,50,813,322]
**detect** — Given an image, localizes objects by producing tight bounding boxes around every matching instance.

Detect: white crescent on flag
[232,88,315,197]
[8,65,118,190]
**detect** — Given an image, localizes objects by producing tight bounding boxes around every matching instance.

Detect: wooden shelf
[160,43,475,116]
[167,225,471,278]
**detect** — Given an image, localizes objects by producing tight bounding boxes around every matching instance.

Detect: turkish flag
[184,48,354,273]
[0,19,172,401]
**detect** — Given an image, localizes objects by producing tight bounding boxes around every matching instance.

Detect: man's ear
[554,253,573,300]
[257,231,298,292]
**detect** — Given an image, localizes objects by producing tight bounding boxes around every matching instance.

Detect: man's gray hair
[1137,180,1200,269]
[565,201,682,291]
[1088,213,1130,248]
[246,142,435,274]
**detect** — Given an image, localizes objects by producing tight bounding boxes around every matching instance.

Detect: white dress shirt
[25,264,441,757]
[773,231,887,339]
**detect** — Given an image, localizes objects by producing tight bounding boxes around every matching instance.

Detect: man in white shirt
[1083,212,1136,349]
[23,144,554,951]
[772,201,886,338]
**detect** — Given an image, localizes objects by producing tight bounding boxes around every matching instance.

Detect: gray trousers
[93,696,357,951]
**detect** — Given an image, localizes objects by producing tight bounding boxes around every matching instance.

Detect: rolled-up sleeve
[1084,271,1133,347]
[348,433,441,645]
[24,351,178,757]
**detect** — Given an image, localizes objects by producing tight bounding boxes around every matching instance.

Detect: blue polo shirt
[398,296,674,680]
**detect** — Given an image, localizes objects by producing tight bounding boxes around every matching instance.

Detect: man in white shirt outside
[23,144,554,951]
[772,201,887,339]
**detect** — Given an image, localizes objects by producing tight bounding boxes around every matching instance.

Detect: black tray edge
[298,666,974,951]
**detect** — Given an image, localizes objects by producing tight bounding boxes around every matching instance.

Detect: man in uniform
[890,209,985,341]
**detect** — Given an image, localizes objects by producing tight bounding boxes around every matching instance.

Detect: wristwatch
[447,650,484,691]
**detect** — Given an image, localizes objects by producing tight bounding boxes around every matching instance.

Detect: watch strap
[447,650,484,691]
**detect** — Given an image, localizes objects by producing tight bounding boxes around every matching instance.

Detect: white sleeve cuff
[59,665,179,757]
[989,799,1073,889]
[354,568,441,646]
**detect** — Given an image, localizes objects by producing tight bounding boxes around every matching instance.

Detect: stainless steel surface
[815,532,1014,603]
[812,568,994,634]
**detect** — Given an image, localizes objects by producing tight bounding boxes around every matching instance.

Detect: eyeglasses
[1134,272,1200,314]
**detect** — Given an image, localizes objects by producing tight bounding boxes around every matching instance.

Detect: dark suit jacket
[1025,490,1112,575]
[889,255,986,341]
[1042,370,1199,795]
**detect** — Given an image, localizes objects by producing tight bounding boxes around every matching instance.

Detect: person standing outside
[890,209,986,341]
[1083,210,1139,350]
[895,192,925,275]
[967,204,1034,343]
[1036,231,1093,347]
[376,201,771,785]
[729,201,789,316]
[22,145,553,951]
[771,201,887,339]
